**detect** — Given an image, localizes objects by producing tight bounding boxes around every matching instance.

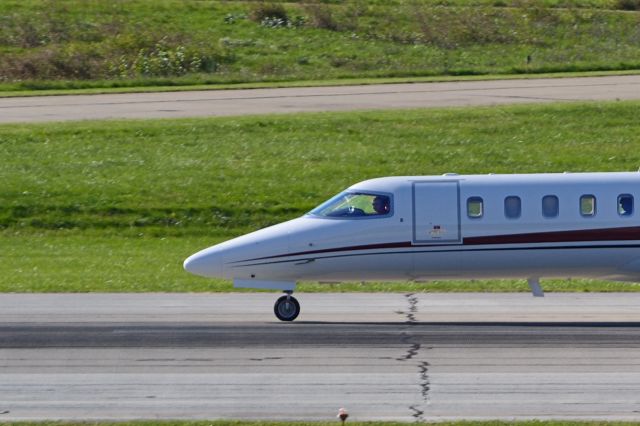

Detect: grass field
[1,0,640,92]
[2,101,640,292]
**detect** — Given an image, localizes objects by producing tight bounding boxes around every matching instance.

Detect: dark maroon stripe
[464,226,640,245]
[235,241,414,263]
[235,226,640,264]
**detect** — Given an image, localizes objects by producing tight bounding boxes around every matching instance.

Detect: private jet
[184,172,640,321]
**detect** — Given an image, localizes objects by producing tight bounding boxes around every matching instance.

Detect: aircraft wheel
[274,294,300,322]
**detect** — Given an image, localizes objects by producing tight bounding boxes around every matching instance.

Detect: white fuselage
[184,172,640,290]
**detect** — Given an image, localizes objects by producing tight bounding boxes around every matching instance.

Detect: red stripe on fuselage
[235,241,414,262]
[463,226,640,245]
[234,226,640,263]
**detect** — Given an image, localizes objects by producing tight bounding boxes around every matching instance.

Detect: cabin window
[467,197,483,218]
[542,195,559,218]
[309,191,392,218]
[618,194,633,216]
[504,196,521,219]
[580,195,596,217]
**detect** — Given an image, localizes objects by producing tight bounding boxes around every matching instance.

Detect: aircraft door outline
[412,181,461,244]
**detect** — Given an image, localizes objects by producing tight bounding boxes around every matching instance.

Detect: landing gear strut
[274,291,300,321]
[528,277,544,297]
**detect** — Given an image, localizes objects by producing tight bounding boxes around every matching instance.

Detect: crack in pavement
[397,293,431,420]
[396,342,421,361]
[409,405,425,421]
[419,361,431,402]
[406,293,418,323]
[395,293,418,324]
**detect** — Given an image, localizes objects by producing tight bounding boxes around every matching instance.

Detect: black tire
[274,295,300,321]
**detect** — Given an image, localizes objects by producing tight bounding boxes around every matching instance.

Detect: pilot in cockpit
[372,195,390,215]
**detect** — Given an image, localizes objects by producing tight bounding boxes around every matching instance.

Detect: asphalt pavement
[1,293,640,421]
[1,75,639,123]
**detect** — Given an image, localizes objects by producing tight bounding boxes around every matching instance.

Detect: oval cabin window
[504,196,521,219]
[580,195,596,217]
[618,194,633,216]
[542,195,559,218]
[467,197,483,218]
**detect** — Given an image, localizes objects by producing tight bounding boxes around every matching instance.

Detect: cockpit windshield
[308,191,392,218]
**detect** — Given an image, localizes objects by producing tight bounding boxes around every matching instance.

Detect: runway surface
[1,75,640,123]
[2,293,640,421]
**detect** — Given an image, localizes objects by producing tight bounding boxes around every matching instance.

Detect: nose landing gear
[274,291,300,321]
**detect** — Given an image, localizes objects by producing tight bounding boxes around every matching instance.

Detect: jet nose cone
[183,247,224,278]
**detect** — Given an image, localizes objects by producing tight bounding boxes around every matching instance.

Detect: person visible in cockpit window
[372,195,390,215]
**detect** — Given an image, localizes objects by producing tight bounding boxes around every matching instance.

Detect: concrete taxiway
[1,292,640,421]
[1,75,639,123]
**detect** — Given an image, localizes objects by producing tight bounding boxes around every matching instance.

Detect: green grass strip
[3,231,639,292]
[2,101,640,292]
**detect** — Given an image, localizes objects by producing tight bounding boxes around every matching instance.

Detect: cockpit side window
[309,192,392,218]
